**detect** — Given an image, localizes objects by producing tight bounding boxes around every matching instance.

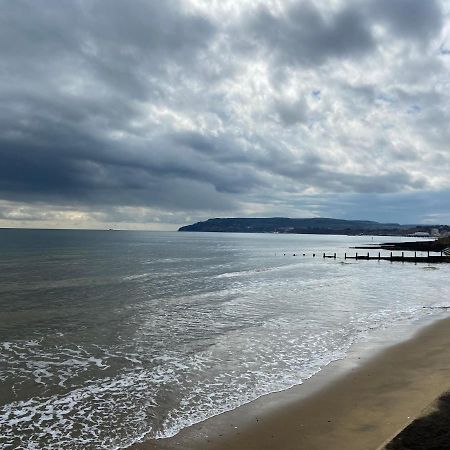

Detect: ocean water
[1,229,450,449]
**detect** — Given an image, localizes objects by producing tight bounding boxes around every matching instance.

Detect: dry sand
[131,316,450,450]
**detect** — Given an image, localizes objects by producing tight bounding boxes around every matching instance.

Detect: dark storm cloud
[242,0,444,71]
[0,0,231,211]
[0,0,449,227]
[0,0,215,86]
[0,125,257,208]
[245,1,375,67]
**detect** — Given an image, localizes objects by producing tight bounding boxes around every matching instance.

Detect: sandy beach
[131,316,450,450]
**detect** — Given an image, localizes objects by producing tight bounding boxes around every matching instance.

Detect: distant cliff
[178,217,421,235]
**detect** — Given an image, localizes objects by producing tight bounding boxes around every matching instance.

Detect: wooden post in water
[323,253,326,258]
[390,252,393,261]
[367,252,369,259]
[402,252,404,260]
[356,252,358,260]
[313,253,315,257]
[334,253,336,259]
[415,252,417,262]
[428,251,430,258]
[345,253,347,259]
[378,252,381,260]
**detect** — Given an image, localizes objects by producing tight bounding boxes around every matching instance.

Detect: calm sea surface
[1,229,450,449]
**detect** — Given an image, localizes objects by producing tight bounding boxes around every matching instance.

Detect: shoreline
[130,314,450,450]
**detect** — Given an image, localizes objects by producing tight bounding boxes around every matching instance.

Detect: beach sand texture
[132,317,450,450]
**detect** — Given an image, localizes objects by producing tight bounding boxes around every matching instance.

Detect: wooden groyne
[282,252,450,263]
[322,252,450,263]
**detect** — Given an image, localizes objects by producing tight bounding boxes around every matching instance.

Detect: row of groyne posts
[282,237,450,263]
[282,251,449,263]
[326,251,447,263]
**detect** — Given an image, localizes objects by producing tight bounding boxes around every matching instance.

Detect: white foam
[214,262,305,279]
[122,273,152,281]
[3,302,442,449]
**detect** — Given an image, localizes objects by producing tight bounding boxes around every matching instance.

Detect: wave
[214,263,304,279]
[1,304,445,449]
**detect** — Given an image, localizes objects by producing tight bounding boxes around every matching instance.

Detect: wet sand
[131,316,450,450]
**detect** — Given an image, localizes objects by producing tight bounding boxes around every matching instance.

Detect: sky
[2,0,450,230]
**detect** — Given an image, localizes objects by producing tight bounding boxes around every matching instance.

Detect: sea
[1,229,450,449]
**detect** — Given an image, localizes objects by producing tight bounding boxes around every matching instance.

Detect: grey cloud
[328,189,450,224]
[0,111,266,209]
[240,0,445,74]
[272,97,308,126]
[371,0,443,42]
[0,0,232,212]
[0,0,216,108]
[245,1,375,67]
[270,157,426,194]
[244,188,450,225]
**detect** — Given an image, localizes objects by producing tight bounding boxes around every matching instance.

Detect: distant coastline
[178,217,450,238]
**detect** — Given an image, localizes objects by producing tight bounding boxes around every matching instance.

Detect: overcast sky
[2,0,450,229]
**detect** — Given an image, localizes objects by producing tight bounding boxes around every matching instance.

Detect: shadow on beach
[385,392,450,450]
